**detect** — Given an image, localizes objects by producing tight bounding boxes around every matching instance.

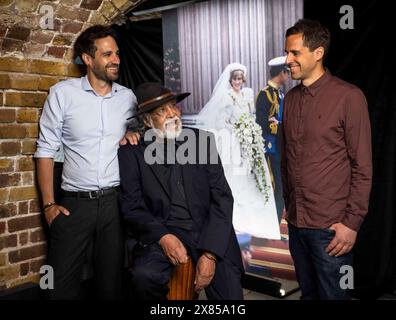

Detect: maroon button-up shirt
[281,70,372,231]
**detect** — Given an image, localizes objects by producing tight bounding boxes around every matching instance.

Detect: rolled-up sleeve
[34,88,64,159]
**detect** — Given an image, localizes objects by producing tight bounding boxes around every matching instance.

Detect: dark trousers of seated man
[127,227,243,300]
[47,190,124,300]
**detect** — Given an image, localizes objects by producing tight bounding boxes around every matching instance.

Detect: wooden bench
[167,258,198,300]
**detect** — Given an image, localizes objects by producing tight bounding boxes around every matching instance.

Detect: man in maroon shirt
[282,19,372,299]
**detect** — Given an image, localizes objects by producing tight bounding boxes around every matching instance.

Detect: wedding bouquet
[233,113,270,202]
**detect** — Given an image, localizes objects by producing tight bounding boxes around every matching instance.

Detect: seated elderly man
[118,82,244,300]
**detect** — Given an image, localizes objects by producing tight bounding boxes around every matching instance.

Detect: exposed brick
[29,199,41,213]
[30,229,45,243]
[0,203,17,219]
[1,38,24,52]
[65,48,74,61]
[17,156,34,171]
[47,46,67,59]
[0,141,21,156]
[19,14,41,31]
[8,186,38,202]
[0,124,26,139]
[81,0,103,10]
[22,43,46,59]
[62,21,83,34]
[26,123,39,138]
[89,11,108,25]
[61,0,82,5]
[20,262,29,276]
[0,173,21,188]
[21,172,33,186]
[0,26,7,38]
[8,243,46,263]
[15,0,40,12]
[21,139,37,155]
[5,92,47,108]
[0,265,20,282]
[7,26,31,41]
[66,63,82,77]
[0,189,9,203]
[30,258,45,273]
[0,74,41,91]
[52,34,73,46]
[17,109,39,123]
[19,232,29,246]
[0,73,11,89]
[11,74,40,90]
[0,0,14,7]
[0,252,6,267]
[100,0,118,19]
[9,273,41,288]
[18,201,29,215]
[29,60,65,76]
[7,213,42,233]
[112,0,131,11]
[0,159,14,173]
[0,234,18,251]
[53,18,62,32]
[56,5,91,22]
[0,108,15,122]
[0,57,29,73]
[30,30,54,45]
[38,76,60,91]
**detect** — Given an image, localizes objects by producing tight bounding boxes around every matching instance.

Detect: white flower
[233,113,270,203]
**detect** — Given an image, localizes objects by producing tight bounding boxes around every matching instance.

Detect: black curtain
[112,19,164,90]
[305,0,396,298]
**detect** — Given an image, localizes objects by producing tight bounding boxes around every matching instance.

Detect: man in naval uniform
[255,56,289,224]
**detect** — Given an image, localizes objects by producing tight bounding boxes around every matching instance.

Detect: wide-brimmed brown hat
[127,82,190,119]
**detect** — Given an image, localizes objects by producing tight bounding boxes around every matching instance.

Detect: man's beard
[151,116,182,140]
[92,63,119,82]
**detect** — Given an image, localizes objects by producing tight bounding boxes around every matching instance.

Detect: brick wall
[0,0,144,291]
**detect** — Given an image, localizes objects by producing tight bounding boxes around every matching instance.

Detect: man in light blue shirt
[35,25,137,299]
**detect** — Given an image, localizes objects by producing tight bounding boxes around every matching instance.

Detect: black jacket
[118,128,243,271]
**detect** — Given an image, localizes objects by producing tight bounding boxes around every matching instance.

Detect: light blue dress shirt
[34,76,137,191]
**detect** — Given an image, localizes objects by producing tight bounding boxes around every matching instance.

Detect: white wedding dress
[184,63,281,239]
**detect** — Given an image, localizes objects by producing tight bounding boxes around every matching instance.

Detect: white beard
[151,116,182,139]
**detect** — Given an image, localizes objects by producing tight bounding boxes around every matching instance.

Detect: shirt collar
[300,68,331,96]
[81,75,120,97]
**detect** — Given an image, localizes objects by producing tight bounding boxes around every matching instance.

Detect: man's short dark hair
[286,19,331,59]
[73,25,118,72]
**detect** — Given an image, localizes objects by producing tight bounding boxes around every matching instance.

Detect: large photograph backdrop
[163,0,303,283]
[172,0,302,113]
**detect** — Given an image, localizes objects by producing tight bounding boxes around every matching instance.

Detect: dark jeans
[47,191,124,300]
[288,223,353,300]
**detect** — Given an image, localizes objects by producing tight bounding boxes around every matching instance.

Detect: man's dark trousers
[47,190,124,299]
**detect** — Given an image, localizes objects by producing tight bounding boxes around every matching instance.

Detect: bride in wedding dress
[192,63,281,240]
